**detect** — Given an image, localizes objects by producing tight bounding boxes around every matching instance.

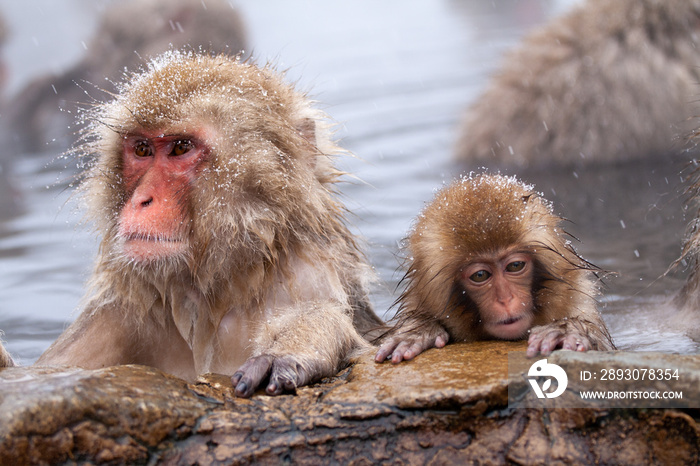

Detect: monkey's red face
[117,133,208,262]
[460,251,535,340]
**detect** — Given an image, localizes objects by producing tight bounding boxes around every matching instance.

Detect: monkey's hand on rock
[231,302,370,398]
[231,354,313,398]
[375,321,449,364]
[527,320,594,357]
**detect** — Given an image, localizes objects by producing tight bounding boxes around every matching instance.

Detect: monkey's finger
[560,333,592,352]
[266,375,294,396]
[527,336,551,357]
[526,342,540,357]
[282,378,297,391]
[267,374,298,396]
[392,339,430,363]
[527,331,547,357]
[391,340,415,363]
[402,341,429,361]
[560,333,589,351]
[538,330,565,356]
[375,341,399,363]
[575,337,592,351]
[232,354,274,398]
[434,333,448,348]
[266,360,303,396]
[560,334,578,351]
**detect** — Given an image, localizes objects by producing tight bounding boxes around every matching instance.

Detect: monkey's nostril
[140,197,153,208]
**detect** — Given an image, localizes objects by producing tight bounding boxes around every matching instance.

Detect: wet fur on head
[393,173,601,341]
[74,51,371,326]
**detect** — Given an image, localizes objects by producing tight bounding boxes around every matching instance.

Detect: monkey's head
[78,52,346,291]
[403,173,596,341]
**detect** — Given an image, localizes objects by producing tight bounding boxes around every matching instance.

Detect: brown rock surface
[0,342,698,465]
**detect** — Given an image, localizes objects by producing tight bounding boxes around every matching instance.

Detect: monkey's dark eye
[172,140,193,156]
[134,142,151,157]
[469,270,491,283]
[506,261,526,272]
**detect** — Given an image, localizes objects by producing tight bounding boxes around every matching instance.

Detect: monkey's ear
[296,118,317,147]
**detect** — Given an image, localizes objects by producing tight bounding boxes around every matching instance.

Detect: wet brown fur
[36,52,382,387]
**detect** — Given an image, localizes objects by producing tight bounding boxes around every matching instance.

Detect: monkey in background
[6,51,385,397]
[376,174,615,363]
[2,0,247,153]
[456,0,700,168]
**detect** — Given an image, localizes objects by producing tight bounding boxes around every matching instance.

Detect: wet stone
[0,342,698,465]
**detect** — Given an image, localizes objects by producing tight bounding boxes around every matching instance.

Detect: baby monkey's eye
[469,270,491,283]
[506,261,526,272]
[172,140,193,156]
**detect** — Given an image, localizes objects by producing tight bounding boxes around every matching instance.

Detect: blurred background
[0,0,696,364]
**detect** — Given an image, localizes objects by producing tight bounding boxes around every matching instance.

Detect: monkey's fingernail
[235,381,248,395]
